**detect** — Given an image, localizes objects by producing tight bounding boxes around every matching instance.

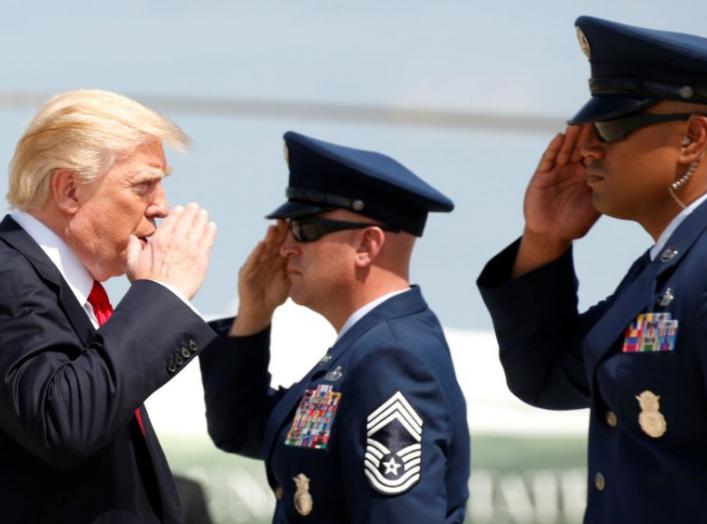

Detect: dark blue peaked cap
[570,16,707,124]
[267,131,454,236]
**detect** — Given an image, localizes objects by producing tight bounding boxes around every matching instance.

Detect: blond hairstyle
[7,89,189,210]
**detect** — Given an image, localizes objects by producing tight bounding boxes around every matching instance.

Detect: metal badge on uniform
[285,383,341,450]
[364,391,423,496]
[293,473,313,516]
[324,365,343,382]
[660,247,678,262]
[622,312,678,352]
[636,390,667,438]
[656,287,674,307]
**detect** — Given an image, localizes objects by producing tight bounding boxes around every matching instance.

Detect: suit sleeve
[199,325,285,459]
[477,239,611,410]
[0,258,215,469]
[338,344,452,523]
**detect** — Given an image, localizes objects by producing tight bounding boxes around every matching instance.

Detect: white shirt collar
[336,287,410,341]
[11,211,96,324]
[650,192,707,261]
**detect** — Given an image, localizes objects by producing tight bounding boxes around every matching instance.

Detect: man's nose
[146,183,169,219]
[579,124,606,162]
[279,231,300,258]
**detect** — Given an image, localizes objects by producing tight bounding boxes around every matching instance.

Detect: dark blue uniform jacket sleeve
[200,324,286,459]
[338,343,455,522]
[477,239,607,409]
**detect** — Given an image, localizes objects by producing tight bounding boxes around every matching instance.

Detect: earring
[669,159,700,209]
[682,136,691,146]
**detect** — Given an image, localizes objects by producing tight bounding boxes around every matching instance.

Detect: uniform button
[275,486,283,500]
[595,472,606,491]
[180,346,191,359]
[175,354,184,366]
[605,411,617,427]
[188,339,198,353]
[167,359,177,374]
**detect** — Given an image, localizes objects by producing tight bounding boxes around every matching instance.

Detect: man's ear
[679,115,707,164]
[50,169,82,215]
[354,227,385,268]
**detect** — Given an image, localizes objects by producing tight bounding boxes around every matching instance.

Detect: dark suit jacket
[201,287,470,523]
[173,475,213,524]
[0,215,216,523]
[478,200,707,523]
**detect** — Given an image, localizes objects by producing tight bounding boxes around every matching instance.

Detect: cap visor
[568,96,659,124]
[265,200,331,219]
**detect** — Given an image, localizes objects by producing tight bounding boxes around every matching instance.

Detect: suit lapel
[0,215,94,344]
[584,200,707,381]
[261,287,427,461]
[1,216,173,518]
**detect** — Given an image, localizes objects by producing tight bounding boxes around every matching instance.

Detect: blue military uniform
[478,17,707,524]
[201,132,470,523]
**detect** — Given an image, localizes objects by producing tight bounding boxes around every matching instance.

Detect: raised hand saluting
[230,220,290,335]
[513,124,600,277]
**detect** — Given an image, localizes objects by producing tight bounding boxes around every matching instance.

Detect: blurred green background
[164,434,588,524]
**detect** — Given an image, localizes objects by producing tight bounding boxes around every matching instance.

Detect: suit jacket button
[175,354,184,366]
[180,346,191,359]
[167,359,177,374]
[188,339,198,353]
[605,411,617,427]
[595,472,606,491]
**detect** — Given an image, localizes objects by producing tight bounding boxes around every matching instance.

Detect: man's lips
[286,265,301,278]
[586,172,605,185]
[136,229,156,248]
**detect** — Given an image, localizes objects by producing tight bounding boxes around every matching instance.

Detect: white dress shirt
[336,287,410,341]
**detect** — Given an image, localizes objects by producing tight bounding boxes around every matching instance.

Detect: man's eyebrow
[133,166,170,181]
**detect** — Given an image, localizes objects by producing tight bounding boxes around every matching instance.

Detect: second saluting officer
[478,16,707,523]
[200,131,470,523]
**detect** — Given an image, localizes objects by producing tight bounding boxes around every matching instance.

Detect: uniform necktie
[87,280,146,435]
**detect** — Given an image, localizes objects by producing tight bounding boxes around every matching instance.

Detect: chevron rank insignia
[364,391,423,495]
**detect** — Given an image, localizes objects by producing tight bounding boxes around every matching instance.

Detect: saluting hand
[126,203,217,299]
[512,125,601,277]
[524,124,600,240]
[230,220,290,336]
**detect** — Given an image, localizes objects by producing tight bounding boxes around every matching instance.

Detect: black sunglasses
[288,218,400,243]
[593,113,707,143]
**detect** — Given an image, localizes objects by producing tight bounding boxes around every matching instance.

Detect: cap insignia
[576,27,591,59]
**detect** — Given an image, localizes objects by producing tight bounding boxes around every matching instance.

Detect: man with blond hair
[0,89,217,523]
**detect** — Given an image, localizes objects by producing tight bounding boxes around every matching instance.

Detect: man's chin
[288,289,309,308]
[591,196,633,222]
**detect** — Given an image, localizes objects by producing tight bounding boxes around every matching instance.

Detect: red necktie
[88,280,146,435]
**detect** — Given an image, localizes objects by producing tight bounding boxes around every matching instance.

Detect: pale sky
[1,1,705,328]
